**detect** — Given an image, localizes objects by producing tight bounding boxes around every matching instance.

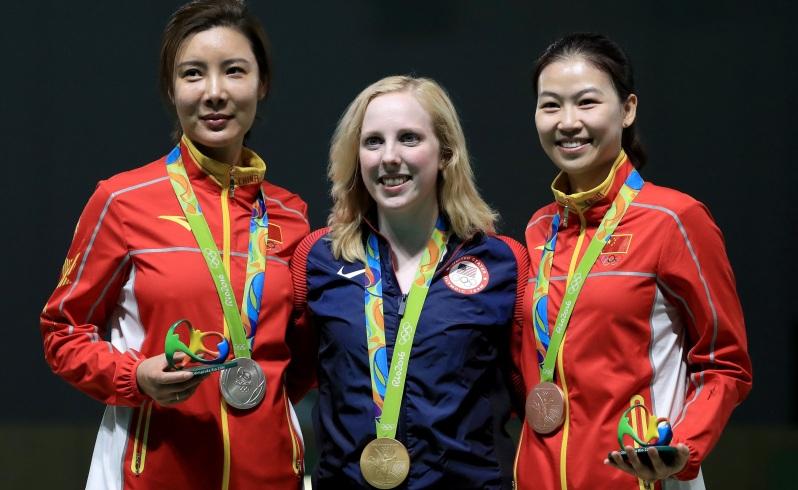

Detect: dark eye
[363,136,383,149]
[181,68,202,79]
[539,101,559,111]
[227,66,245,76]
[579,98,599,107]
[399,132,420,145]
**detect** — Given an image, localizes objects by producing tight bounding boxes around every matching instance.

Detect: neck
[193,141,245,166]
[377,200,439,264]
[566,159,614,194]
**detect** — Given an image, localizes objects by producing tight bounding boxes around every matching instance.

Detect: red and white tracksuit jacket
[514,154,752,490]
[41,138,311,490]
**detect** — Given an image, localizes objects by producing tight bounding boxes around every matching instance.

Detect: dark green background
[2,1,795,488]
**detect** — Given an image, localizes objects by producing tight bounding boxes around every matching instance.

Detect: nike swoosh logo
[337,266,366,279]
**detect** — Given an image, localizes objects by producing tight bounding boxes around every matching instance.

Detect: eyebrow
[360,126,425,136]
[176,58,253,69]
[538,87,604,99]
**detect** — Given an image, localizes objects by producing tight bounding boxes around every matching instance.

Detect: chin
[193,132,241,149]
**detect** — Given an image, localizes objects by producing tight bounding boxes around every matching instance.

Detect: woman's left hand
[605,443,690,484]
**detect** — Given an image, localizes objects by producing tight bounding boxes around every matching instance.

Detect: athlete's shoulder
[296,227,332,262]
[262,180,308,221]
[290,228,332,306]
[636,181,705,216]
[484,234,526,261]
[525,202,559,230]
[96,157,168,194]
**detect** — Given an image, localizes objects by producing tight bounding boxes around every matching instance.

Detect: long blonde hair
[328,75,498,262]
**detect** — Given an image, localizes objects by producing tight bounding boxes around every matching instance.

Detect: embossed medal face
[219,357,265,410]
[526,382,565,435]
[359,438,410,489]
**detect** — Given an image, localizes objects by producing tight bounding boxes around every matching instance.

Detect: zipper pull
[562,206,570,228]
[398,293,408,318]
[229,168,235,198]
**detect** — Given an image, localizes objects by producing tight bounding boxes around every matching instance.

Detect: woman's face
[359,91,442,218]
[172,26,265,163]
[534,56,636,191]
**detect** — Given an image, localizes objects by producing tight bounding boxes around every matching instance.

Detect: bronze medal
[526,381,565,434]
[359,437,410,489]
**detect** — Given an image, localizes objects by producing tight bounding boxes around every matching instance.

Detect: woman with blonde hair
[292,75,528,489]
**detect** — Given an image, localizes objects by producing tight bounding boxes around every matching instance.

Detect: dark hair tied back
[532,33,647,169]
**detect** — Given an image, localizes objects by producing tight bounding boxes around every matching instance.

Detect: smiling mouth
[556,138,592,148]
[378,175,412,186]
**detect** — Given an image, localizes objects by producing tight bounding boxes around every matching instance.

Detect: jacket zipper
[283,386,305,476]
[397,293,408,317]
[512,422,525,488]
[130,401,153,475]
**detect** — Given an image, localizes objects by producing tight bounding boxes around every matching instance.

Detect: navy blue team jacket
[291,226,528,490]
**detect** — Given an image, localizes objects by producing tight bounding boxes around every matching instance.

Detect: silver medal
[219,357,266,409]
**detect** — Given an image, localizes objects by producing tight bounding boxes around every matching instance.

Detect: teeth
[381,176,409,186]
[560,140,587,148]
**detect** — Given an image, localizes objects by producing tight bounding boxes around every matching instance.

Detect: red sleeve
[657,202,752,480]
[284,227,328,403]
[40,182,147,407]
[496,234,531,416]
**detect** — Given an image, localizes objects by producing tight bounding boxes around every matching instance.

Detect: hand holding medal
[135,352,207,406]
[604,402,690,485]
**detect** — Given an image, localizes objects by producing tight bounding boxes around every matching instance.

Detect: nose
[557,105,583,132]
[203,72,228,109]
[381,140,401,166]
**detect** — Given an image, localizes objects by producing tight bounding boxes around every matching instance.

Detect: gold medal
[359,437,410,489]
[526,381,565,434]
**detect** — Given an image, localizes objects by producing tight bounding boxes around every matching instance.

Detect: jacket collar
[361,212,476,276]
[551,150,634,225]
[180,135,266,191]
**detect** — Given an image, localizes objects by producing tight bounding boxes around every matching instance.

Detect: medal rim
[526,381,565,435]
[219,357,266,410]
[359,437,410,489]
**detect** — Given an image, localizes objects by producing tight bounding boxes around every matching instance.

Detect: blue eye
[399,132,420,145]
[363,136,382,149]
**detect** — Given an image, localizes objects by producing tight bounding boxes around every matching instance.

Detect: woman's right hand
[136,353,206,405]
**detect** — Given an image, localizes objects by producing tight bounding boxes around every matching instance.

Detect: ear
[258,79,268,100]
[622,94,638,128]
[439,148,453,171]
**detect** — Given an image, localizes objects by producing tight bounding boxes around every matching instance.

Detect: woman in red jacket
[514,33,752,490]
[40,1,310,488]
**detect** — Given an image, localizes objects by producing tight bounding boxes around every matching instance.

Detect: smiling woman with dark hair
[513,33,752,490]
[40,1,311,489]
